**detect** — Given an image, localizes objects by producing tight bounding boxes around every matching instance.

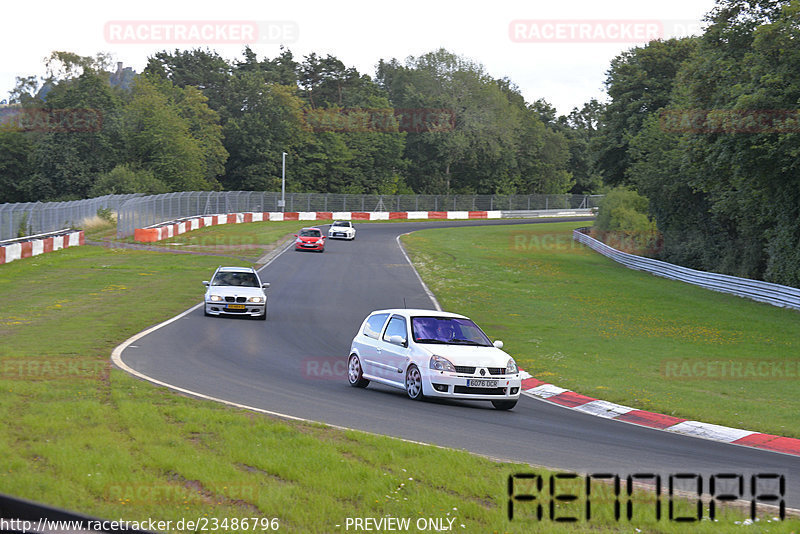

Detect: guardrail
[116,192,602,238]
[573,227,800,311]
[0,491,152,533]
[132,209,596,243]
[0,194,141,242]
[0,229,84,265]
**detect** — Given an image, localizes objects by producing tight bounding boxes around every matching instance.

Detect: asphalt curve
[118,219,800,509]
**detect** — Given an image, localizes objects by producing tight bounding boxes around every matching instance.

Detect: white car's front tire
[405,365,424,400]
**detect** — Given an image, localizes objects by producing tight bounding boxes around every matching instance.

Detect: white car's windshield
[411,317,492,346]
[212,272,259,287]
[332,222,351,227]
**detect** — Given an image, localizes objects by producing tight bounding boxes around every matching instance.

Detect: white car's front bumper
[205,301,265,317]
[328,230,354,239]
[421,369,521,400]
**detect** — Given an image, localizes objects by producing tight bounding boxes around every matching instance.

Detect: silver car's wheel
[405,365,424,400]
[348,354,369,388]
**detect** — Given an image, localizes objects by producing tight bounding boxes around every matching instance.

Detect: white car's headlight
[506,358,518,374]
[248,296,264,303]
[430,355,456,372]
[209,295,222,302]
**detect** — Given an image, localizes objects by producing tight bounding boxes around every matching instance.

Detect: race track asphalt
[118,218,800,509]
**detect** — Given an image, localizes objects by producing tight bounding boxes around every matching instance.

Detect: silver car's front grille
[224,296,247,303]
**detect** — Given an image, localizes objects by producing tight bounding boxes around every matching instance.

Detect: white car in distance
[348,309,521,410]
[328,220,356,240]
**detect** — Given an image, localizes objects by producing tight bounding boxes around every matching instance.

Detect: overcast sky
[2,0,719,115]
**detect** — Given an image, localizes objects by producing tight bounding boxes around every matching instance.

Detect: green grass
[155,221,310,260]
[402,221,800,438]
[0,227,794,532]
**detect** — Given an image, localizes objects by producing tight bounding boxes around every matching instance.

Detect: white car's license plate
[226,304,246,310]
[467,379,498,388]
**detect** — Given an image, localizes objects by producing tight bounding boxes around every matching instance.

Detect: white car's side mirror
[262,283,270,289]
[388,335,407,346]
[202,281,210,286]
[493,340,504,349]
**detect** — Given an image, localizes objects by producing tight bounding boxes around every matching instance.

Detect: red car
[294,227,326,252]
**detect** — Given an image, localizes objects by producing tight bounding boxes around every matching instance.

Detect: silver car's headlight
[209,295,222,302]
[430,355,456,372]
[248,296,264,303]
[506,358,518,374]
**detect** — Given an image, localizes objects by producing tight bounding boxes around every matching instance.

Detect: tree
[121,75,222,191]
[90,163,168,196]
[144,49,233,113]
[377,48,573,195]
[0,131,34,202]
[595,38,698,185]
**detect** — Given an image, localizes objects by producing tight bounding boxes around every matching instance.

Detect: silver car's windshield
[212,272,259,287]
[411,316,492,346]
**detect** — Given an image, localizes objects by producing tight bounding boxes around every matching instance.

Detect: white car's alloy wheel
[348,354,369,388]
[405,365,423,400]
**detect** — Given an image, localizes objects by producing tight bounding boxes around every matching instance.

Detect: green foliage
[7,46,580,200]
[121,75,223,191]
[598,0,800,286]
[0,131,34,202]
[594,187,650,232]
[96,207,115,222]
[594,38,698,185]
[90,164,168,196]
[377,49,573,195]
[594,187,659,255]
[16,211,30,238]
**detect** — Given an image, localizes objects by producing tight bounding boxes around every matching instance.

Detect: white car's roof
[368,308,468,319]
[217,266,255,273]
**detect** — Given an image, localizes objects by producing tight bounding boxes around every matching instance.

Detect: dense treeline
[592,0,800,287]
[0,48,582,203]
[2,0,797,287]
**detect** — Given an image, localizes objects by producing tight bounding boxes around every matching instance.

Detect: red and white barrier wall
[0,231,85,265]
[133,211,502,243]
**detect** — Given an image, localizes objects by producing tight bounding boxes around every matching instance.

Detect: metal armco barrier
[573,228,800,311]
[0,492,152,533]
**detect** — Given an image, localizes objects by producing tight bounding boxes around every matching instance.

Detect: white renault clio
[348,309,521,410]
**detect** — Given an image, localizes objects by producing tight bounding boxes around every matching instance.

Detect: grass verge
[401,221,800,438]
[0,229,790,532]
